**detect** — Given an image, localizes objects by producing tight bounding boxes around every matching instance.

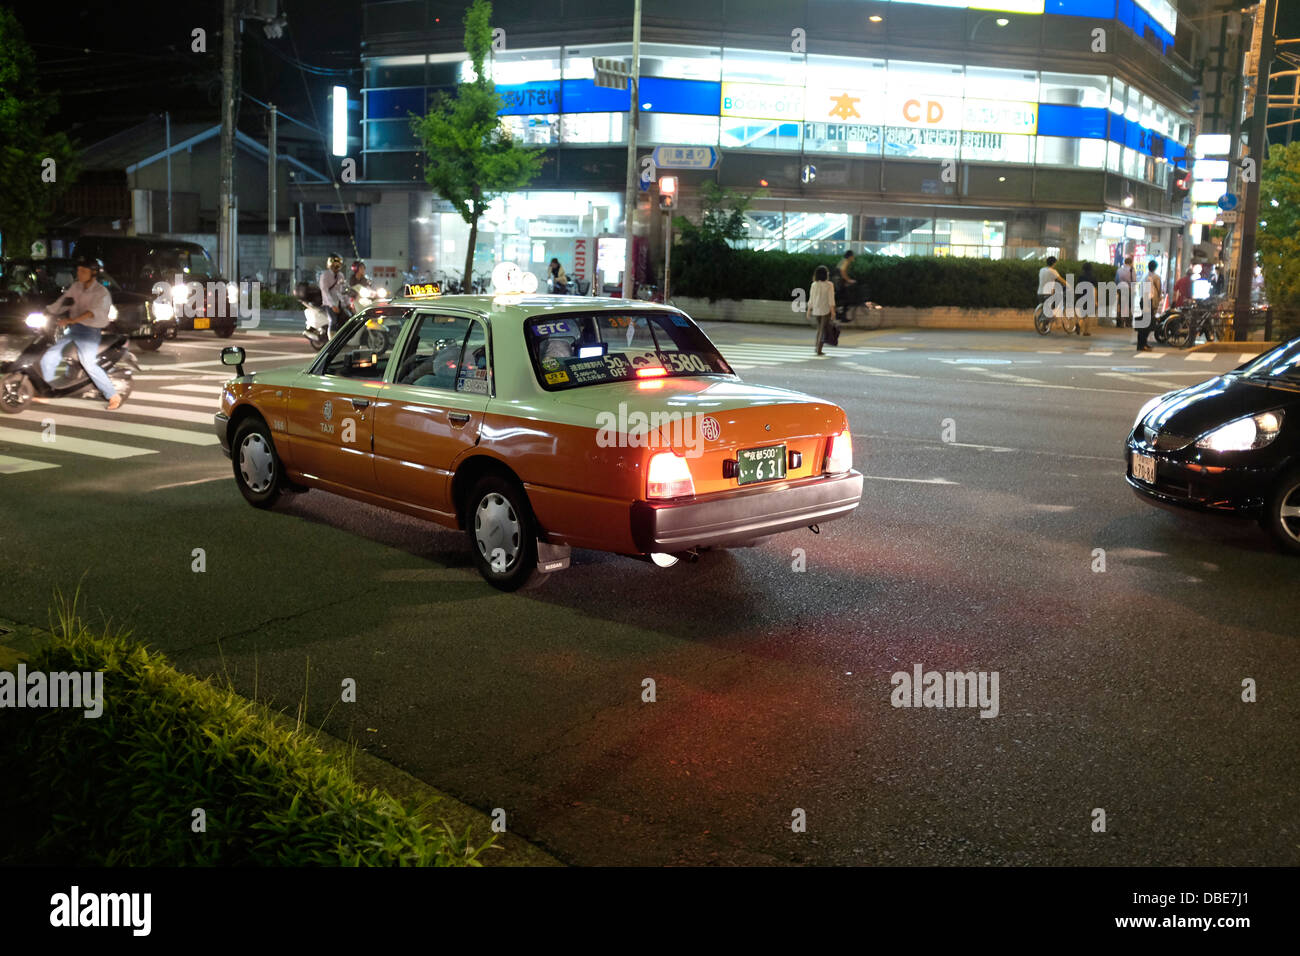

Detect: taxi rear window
[525,311,732,390]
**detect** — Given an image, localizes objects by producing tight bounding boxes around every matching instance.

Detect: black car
[72,235,237,339]
[0,258,160,351]
[1126,336,1300,554]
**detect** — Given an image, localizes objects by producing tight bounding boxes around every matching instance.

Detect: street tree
[411,0,543,288]
[1258,140,1300,334]
[671,181,763,300]
[0,7,77,258]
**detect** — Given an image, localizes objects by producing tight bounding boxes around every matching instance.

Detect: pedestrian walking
[808,265,836,355]
[1137,259,1161,352]
[1116,255,1136,328]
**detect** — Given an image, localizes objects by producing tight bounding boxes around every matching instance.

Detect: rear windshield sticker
[534,320,574,336]
[545,370,570,384]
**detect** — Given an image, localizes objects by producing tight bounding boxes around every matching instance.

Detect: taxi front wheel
[232,417,284,509]
[467,475,542,591]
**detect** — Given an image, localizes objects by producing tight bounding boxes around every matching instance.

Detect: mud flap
[537,540,571,573]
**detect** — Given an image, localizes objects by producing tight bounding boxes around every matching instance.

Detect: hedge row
[670,246,1117,310]
[0,609,495,865]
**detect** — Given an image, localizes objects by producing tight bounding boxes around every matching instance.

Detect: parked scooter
[0,311,136,414]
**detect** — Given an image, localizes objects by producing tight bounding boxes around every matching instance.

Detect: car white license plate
[1132,451,1156,484]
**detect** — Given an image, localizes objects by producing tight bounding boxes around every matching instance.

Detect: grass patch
[0,595,497,866]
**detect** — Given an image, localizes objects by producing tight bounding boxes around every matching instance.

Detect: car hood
[1144,373,1299,441]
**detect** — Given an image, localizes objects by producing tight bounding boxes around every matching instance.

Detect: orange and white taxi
[215,288,863,589]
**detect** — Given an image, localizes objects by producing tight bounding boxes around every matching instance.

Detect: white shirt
[808,279,835,315]
[1038,266,1063,295]
[48,279,112,329]
[319,268,347,308]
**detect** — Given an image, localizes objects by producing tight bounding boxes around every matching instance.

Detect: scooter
[296,282,332,350]
[0,311,136,414]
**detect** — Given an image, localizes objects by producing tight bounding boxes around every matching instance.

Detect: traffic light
[658,175,677,211]
[1171,166,1190,201]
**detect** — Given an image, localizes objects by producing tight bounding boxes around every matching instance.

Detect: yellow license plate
[194,318,210,330]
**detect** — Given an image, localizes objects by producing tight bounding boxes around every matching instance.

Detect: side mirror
[221,346,246,377]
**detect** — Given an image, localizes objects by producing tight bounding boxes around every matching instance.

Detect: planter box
[673,296,1030,330]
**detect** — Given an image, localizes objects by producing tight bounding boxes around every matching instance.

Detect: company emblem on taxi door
[322,399,333,421]
[700,416,721,441]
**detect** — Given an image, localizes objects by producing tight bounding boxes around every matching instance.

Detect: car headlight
[25,312,47,329]
[1195,410,1285,452]
[376,286,387,298]
[227,284,239,303]
[153,301,174,321]
[1134,394,1166,428]
[171,283,188,303]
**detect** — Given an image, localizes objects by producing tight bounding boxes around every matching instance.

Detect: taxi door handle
[448,411,471,426]
[350,398,370,410]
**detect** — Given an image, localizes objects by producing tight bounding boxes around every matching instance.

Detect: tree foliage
[1258,141,1300,314]
[0,8,77,257]
[669,182,763,296]
[410,0,543,284]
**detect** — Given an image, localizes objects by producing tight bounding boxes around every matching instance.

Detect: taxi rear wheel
[1265,466,1300,556]
[232,417,284,509]
[467,475,540,591]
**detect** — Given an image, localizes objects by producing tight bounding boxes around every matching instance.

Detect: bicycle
[1033,298,1078,335]
[1161,302,1229,349]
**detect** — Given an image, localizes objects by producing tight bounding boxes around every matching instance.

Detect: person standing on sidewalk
[1136,259,1162,352]
[1116,255,1136,328]
[808,265,837,355]
[39,256,122,410]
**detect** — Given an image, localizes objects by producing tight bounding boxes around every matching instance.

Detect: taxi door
[371,311,490,521]
[282,313,412,491]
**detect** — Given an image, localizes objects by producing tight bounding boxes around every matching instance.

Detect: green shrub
[0,605,496,866]
[256,290,300,310]
[672,246,1116,309]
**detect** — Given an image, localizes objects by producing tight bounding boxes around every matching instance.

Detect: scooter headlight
[25,313,47,330]
[108,305,119,321]
[152,302,174,321]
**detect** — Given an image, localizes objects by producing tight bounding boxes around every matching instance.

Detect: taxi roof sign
[402,282,441,298]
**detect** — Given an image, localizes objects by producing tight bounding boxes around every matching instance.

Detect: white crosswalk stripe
[0,425,156,460]
[28,411,218,446]
[45,397,215,425]
[0,454,59,475]
[720,342,901,368]
[161,384,226,395]
[122,390,222,408]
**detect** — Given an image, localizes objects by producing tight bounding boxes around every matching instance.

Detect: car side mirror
[221,346,245,376]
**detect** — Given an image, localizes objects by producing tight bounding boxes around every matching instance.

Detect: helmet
[327,253,343,267]
[76,256,103,274]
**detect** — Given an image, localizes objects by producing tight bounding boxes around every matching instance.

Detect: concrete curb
[0,614,563,868]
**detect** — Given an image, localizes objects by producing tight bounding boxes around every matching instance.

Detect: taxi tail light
[825,431,853,474]
[647,452,695,499]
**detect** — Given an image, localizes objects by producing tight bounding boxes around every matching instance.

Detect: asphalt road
[1,321,1296,866]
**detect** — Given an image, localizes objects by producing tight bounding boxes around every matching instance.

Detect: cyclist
[1037,255,1065,325]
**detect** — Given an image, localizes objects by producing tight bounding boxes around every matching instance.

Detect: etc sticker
[535,320,573,335]
[545,370,570,385]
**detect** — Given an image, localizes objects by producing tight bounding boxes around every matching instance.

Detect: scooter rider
[39,256,122,410]
[318,254,349,337]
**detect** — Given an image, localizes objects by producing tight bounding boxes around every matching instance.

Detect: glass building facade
[357,0,1195,285]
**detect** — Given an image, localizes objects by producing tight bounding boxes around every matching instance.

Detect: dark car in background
[0,258,158,362]
[1126,336,1300,554]
[72,235,237,340]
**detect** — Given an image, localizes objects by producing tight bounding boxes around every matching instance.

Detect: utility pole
[165,111,173,233]
[218,0,238,277]
[621,0,642,300]
[268,102,277,286]
[1233,0,1277,340]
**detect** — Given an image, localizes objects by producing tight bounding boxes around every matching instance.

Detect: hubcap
[239,433,275,493]
[475,492,521,572]
[1279,483,1300,543]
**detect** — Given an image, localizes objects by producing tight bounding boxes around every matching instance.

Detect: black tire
[0,373,34,414]
[1153,315,1169,344]
[1265,466,1300,556]
[1164,313,1193,349]
[213,322,236,339]
[1033,303,1051,335]
[135,331,165,351]
[231,417,284,509]
[465,475,540,591]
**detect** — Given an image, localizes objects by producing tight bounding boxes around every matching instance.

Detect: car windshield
[148,247,218,280]
[524,310,733,390]
[1239,338,1300,382]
